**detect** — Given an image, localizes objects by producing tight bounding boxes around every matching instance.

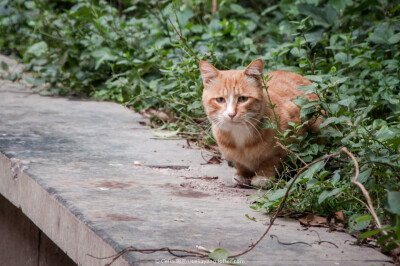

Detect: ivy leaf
[369,26,393,45]
[388,33,400,44]
[349,214,370,232]
[338,96,356,107]
[358,169,372,184]
[318,187,344,204]
[297,3,337,28]
[26,42,48,57]
[267,188,286,201]
[319,116,349,128]
[230,4,246,14]
[385,191,400,214]
[1,61,9,71]
[298,161,325,182]
[91,47,117,70]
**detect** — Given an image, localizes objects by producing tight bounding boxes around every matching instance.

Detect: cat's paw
[232,174,250,186]
[250,176,272,188]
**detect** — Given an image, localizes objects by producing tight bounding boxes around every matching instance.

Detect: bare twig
[313,241,339,248]
[340,147,381,228]
[117,0,123,17]
[270,234,312,247]
[312,52,316,75]
[95,247,208,266]
[212,0,218,14]
[340,147,400,264]
[276,141,306,166]
[167,16,182,39]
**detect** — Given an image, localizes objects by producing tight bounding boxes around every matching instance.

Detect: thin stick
[117,0,123,17]
[312,52,316,75]
[98,247,207,266]
[167,16,182,39]
[212,0,218,14]
[341,147,400,264]
[340,147,382,228]
[276,141,307,166]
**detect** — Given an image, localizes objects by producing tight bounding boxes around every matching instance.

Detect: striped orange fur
[200,58,320,187]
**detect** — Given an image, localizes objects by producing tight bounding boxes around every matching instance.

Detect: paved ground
[0,55,394,265]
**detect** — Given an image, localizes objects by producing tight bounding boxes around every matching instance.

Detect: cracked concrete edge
[0,152,131,266]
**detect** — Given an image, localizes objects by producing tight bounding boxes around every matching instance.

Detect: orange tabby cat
[200,58,320,187]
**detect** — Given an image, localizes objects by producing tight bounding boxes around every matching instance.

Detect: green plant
[1,0,399,257]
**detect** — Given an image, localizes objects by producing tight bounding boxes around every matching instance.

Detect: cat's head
[200,59,266,129]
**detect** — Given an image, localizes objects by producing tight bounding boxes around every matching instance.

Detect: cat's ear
[244,58,264,79]
[199,60,219,85]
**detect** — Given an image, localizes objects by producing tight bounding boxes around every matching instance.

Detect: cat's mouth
[224,119,243,125]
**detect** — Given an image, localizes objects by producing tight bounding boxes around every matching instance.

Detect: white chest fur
[227,123,253,147]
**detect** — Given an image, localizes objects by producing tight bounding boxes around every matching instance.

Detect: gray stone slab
[0,54,393,265]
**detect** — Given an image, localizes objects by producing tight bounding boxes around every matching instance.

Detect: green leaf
[358,169,372,184]
[331,171,341,185]
[151,129,180,138]
[24,1,35,9]
[369,26,393,45]
[360,228,382,239]
[385,191,400,214]
[349,57,363,67]
[309,143,319,155]
[91,47,117,70]
[230,4,246,14]
[319,116,349,128]
[123,6,137,12]
[388,33,400,44]
[268,188,286,201]
[349,214,370,232]
[329,0,353,12]
[338,96,356,107]
[355,214,371,222]
[1,61,9,71]
[318,187,344,204]
[377,234,392,245]
[334,52,347,63]
[298,161,325,181]
[176,7,194,27]
[374,125,396,142]
[209,248,230,261]
[297,3,337,28]
[304,75,323,83]
[382,242,398,252]
[26,42,48,57]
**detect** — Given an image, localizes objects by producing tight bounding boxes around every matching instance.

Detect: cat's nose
[228,113,236,119]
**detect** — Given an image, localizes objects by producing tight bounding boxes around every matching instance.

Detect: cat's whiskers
[244,117,262,140]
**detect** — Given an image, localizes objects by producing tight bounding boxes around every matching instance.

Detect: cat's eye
[216,97,225,103]
[238,96,248,103]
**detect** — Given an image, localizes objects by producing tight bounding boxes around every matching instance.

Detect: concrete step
[0,55,393,266]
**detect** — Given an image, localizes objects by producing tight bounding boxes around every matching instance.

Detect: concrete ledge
[0,192,76,266]
[0,153,130,266]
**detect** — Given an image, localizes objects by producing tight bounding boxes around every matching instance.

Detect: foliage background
[1,0,399,255]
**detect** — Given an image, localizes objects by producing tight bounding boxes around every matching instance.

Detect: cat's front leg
[250,160,280,188]
[232,162,254,186]
[250,175,272,188]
